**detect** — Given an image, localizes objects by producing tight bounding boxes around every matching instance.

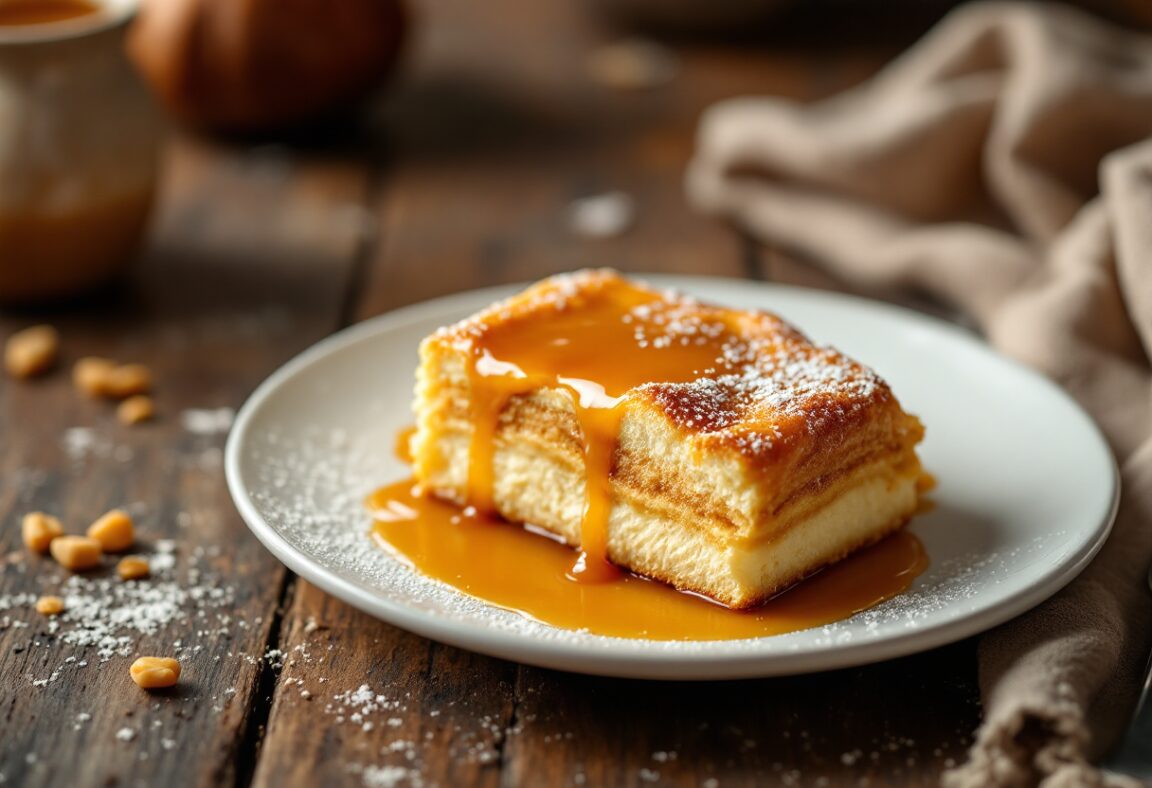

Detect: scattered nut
[103,363,152,398]
[117,556,150,581]
[73,356,117,397]
[117,395,155,425]
[22,512,63,554]
[87,509,135,552]
[50,535,103,572]
[130,656,181,689]
[35,595,65,616]
[4,325,59,379]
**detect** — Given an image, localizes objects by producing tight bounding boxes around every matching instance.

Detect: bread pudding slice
[410,269,925,609]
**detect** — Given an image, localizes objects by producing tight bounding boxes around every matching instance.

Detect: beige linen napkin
[688,3,1152,785]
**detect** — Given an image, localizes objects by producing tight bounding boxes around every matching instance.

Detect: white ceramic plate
[225,276,1118,680]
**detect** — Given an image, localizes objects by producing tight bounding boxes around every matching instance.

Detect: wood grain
[252,587,518,788]
[0,136,369,787]
[2,0,993,785]
[353,0,801,316]
[503,643,978,787]
[252,1,982,787]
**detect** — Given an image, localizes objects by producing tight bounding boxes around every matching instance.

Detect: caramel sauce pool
[462,280,742,581]
[0,0,99,25]
[368,480,928,641]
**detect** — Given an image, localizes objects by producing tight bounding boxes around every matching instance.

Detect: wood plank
[352,0,829,316]
[252,587,518,788]
[501,643,978,787]
[255,2,982,787]
[0,135,369,787]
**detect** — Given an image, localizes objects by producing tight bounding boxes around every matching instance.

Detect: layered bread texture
[410,270,925,609]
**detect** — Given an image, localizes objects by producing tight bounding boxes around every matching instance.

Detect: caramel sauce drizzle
[463,280,741,581]
[381,276,930,639]
[368,480,928,641]
[394,425,417,465]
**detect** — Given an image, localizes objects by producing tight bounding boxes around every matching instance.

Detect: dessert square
[410,270,924,609]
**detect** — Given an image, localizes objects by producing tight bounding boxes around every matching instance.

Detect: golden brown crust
[413,269,927,607]
[426,268,916,473]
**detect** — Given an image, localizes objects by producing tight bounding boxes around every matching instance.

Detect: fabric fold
[688,4,1152,785]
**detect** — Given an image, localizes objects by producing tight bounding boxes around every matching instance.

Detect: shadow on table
[508,637,979,780]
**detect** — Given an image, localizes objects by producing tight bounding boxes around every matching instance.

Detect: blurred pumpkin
[127,0,406,134]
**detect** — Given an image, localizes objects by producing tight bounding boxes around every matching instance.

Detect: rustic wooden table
[1,1,983,785]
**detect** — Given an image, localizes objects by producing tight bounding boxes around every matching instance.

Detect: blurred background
[2,0,1150,317]
[3,2,1152,785]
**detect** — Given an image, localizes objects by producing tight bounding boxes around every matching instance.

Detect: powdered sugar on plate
[239,418,1070,658]
[228,275,1116,678]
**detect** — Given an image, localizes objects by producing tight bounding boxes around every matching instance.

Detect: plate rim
[224,274,1120,680]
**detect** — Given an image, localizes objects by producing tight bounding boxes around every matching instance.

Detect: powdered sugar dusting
[233,272,1098,673]
[352,764,422,788]
[0,542,237,683]
[181,407,236,435]
[240,417,1065,657]
[61,427,134,464]
[435,269,893,459]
